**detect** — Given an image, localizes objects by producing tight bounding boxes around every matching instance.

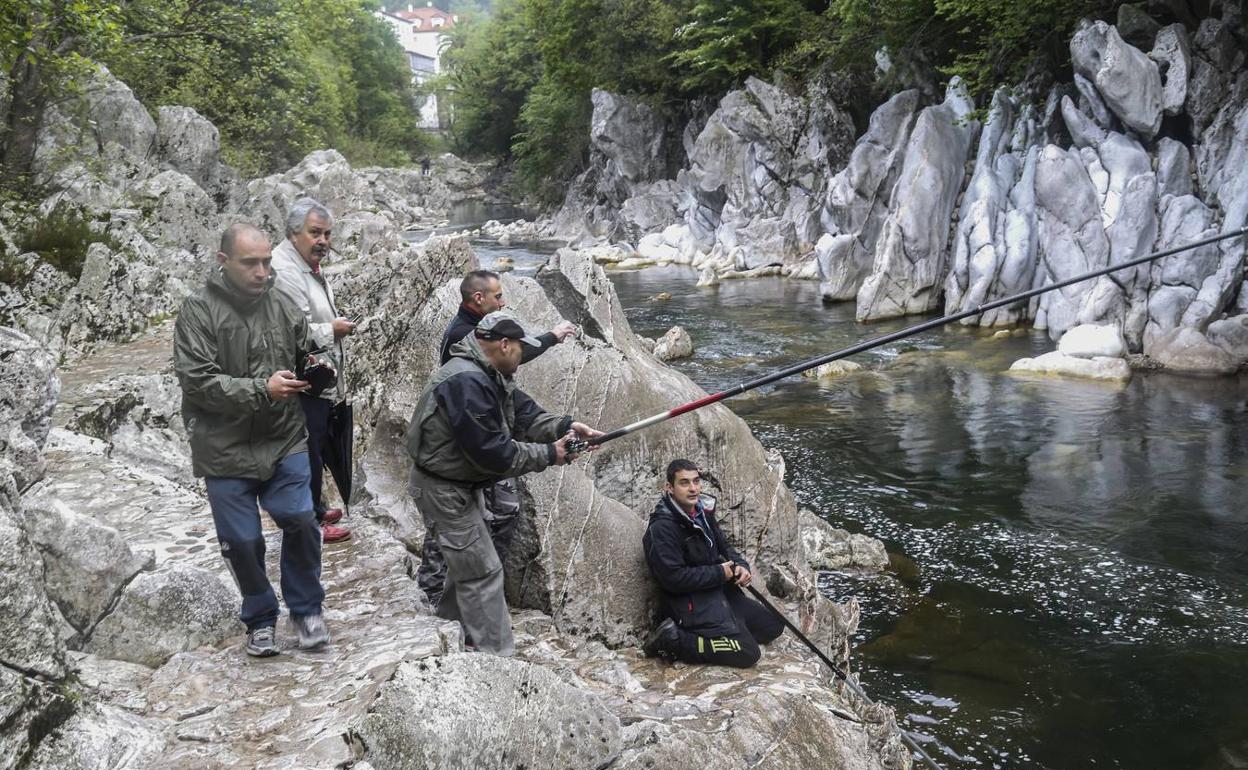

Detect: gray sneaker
[245,626,279,657]
[288,613,330,649]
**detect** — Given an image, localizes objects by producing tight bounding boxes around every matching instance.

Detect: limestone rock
[1009,351,1132,381]
[1069,21,1163,138]
[1143,194,1223,351]
[801,360,864,380]
[0,327,67,713]
[359,654,622,770]
[1155,137,1192,197]
[0,667,67,770]
[799,509,888,571]
[22,702,166,770]
[1150,24,1193,116]
[19,494,154,638]
[1032,145,1113,340]
[129,169,217,250]
[1057,324,1127,358]
[155,106,225,196]
[684,78,855,262]
[614,687,906,770]
[551,89,682,243]
[857,79,979,320]
[0,507,67,679]
[944,89,1041,327]
[651,325,693,361]
[819,90,920,301]
[1207,315,1248,362]
[1117,3,1162,48]
[1149,327,1239,374]
[86,564,238,667]
[0,327,60,492]
[33,65,156,194]
[509,466,655,646]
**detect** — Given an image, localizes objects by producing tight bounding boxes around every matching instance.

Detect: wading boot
[642,618,680,660]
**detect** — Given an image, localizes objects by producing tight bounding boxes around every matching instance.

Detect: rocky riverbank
[548,5,1248,377]
[0,65,906,770]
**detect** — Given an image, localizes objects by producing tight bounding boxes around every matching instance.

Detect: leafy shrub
[18,209,116,280]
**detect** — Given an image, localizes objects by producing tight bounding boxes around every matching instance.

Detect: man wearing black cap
[406,310,602,655]
[416,270,577,606]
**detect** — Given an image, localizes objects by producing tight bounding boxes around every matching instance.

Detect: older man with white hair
[273,197,354,543]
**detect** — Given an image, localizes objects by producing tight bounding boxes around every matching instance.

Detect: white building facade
[378,4,457,131]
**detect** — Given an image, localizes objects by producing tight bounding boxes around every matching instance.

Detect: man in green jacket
[173,223,329,658]
[406,310,601,655]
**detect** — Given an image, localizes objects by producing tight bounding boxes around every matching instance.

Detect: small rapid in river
[476,239,1248,770]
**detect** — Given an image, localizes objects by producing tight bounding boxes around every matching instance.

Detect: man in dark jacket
[438,269,575,365]
[173,223,329,658]
[641,459,783,667]
[417,269,576,605]
[407,310,601,655]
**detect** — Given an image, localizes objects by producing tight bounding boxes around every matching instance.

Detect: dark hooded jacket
[643,495,751,637]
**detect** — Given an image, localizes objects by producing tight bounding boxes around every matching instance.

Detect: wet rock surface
[359,653,623,770]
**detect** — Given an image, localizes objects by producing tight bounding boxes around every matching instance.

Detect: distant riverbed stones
[652,325,693,361]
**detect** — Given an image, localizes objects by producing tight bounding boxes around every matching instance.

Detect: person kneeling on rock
[641,459,783,667]
[173,223,330,658]
[406,310,603,655]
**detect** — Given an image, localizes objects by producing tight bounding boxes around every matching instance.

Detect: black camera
[298,354,337,397]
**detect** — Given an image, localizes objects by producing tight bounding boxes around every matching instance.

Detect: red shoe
[321,523,352,543]
[321,508,344,526]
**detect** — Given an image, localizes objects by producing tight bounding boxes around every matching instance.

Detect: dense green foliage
[0,0,427,185]
[441,0,1125,202]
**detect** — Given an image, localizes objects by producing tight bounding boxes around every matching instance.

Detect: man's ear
[216,251,229,266]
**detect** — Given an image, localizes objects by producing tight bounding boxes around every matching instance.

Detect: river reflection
[476,243,1248,770]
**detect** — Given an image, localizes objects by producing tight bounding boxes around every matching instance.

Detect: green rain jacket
[173,266,313,480]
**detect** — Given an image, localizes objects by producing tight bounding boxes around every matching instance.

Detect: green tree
[667,0,822,93]
[439,0,540,158]
[0,0,229,187]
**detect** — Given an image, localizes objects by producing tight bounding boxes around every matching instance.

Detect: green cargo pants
[409,467,515,656]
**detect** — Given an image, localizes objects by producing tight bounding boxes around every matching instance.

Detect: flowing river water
[469,239,1248,770]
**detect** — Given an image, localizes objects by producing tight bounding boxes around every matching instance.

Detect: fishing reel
[565,436,590,457]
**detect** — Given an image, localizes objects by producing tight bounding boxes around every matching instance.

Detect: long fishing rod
[745,584,946,770]
[583,226,1248,448]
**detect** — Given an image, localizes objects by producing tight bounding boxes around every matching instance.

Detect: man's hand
[267,370,309,400]
[331,317,357,338]
[732,564,753,588]
[552,434,576,465]
[551,320,577,342]
[721,562,734,581]
[570,422,604,449]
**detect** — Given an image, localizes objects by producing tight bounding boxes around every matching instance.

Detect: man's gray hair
[285,197,333,237]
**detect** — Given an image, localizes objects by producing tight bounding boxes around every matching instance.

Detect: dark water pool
[478,243,1248,770]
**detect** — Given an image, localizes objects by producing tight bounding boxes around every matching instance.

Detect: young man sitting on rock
[173,223,330,658]
[642,459,783,667]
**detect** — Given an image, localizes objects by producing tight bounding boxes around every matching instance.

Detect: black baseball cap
[476,310,543,347]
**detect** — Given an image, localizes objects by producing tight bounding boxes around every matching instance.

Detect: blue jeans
[205,451,324,631]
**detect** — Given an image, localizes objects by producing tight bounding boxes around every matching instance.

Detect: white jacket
[272,238,346,402]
